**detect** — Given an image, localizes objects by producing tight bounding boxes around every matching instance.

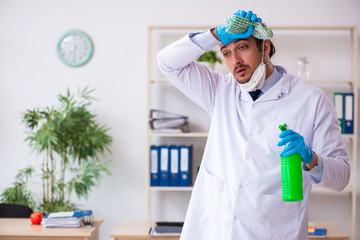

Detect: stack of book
[308,222,327,237]
[149,109,189,133]
[41,210,93,228]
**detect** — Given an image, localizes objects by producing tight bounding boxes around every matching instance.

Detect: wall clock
[56,30,94,67]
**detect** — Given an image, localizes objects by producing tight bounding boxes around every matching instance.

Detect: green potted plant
[1,87,113,214]
[196,50,223,70]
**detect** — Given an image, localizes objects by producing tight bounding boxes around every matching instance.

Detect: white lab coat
[157,35,350,240]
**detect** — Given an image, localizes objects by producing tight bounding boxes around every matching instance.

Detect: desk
[0,218,102,240]
[111,221,349,240]
[111,221,179,240]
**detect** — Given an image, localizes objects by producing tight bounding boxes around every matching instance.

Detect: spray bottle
[279,123,303,201]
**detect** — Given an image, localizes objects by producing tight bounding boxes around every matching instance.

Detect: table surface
[111,221,179,239]
[309,222,349,240]
[111,221,349,240]
[0,218,102,237]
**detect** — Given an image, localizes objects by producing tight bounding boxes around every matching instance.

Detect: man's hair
[255,38,276,58]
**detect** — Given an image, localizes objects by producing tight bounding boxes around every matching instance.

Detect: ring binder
[149,109,190,132]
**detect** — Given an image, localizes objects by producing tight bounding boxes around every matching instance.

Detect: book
[179,145,192,187]
[333,92,354,134]
[170,146,180,186]
[149,222,183,236]
[42,210,93,228]
[160,146,170,186]
[150,145,160,186]
[343,93,354,134]
[308,228,327,237]
[156,221,184,227]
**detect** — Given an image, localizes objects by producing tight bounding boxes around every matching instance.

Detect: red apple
[30,212,43,225]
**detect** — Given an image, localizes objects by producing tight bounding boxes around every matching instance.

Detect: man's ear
[264,40,271,57]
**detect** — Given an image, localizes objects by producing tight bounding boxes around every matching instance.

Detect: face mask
[239,40,268,92]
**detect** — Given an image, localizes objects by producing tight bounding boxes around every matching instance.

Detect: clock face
[56,30,93,67]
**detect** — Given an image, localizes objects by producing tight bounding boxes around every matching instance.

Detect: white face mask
[239,40,268,92]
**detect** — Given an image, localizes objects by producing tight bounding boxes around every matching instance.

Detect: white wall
[0,0,359,239]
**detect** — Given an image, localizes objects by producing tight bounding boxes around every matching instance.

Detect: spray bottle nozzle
[279,123,288,132]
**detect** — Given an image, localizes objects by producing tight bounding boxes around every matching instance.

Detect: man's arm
[210,28,220,41]
[157,34,221,114]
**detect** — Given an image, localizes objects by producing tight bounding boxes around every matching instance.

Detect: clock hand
[72,45,77,62]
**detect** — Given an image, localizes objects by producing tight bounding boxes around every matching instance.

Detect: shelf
[149,25,214,31]
[305,80,354,85]
[311,185,352,195]
[151,78,355,85]
[149,186,193,192]
[149,78,169,83]
[149,131,208,137]
[151,185,351,194]
[271,25,356,31]
[150,185,352,194]
[149,25,357,32]
[341,134,355,140]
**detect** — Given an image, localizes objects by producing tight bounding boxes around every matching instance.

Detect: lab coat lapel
[238,71,291,103]
[238,85,253,102]
[255,72,291,102]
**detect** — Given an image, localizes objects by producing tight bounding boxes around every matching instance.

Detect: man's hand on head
[214,10,262,46]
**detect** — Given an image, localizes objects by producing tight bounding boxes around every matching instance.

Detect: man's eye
[238,46,247,50]
[223,52,230,57]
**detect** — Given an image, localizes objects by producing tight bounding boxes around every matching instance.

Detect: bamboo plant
[1,87,113,214]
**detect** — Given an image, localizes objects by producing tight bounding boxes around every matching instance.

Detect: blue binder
[169,146,180,186]
[343,93,354,134]
[179,145,192,187]
[150,145,160,186]
[160,146,170,186]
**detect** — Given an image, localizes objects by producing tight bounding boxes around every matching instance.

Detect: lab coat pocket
[192,167,225,219]
[182,168,225,239]
[260,194,299,240]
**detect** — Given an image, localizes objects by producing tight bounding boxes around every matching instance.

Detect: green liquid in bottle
[279,124,303,201]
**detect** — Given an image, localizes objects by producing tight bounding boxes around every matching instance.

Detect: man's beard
[233,64,251,84]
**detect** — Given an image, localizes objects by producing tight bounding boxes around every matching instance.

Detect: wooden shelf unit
[146,25,358,239]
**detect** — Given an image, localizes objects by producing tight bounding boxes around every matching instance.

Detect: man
[157,10,350,240]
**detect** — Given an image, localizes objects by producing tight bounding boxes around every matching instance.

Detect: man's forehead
[220,38,251,51]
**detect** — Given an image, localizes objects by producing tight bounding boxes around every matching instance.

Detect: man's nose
[231,52,242,67]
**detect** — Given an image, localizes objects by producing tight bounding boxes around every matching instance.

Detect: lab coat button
[238,185,243,189]
[233,216,238,220]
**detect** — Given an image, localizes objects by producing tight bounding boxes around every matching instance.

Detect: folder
[151,118,187,129]
[333,92,344,133]
[170,146,180,186]
[160,146,170,186]
[150,145,160,186]
[344,93,354,134]
[179,145,192,187]
[149,109,190,133]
